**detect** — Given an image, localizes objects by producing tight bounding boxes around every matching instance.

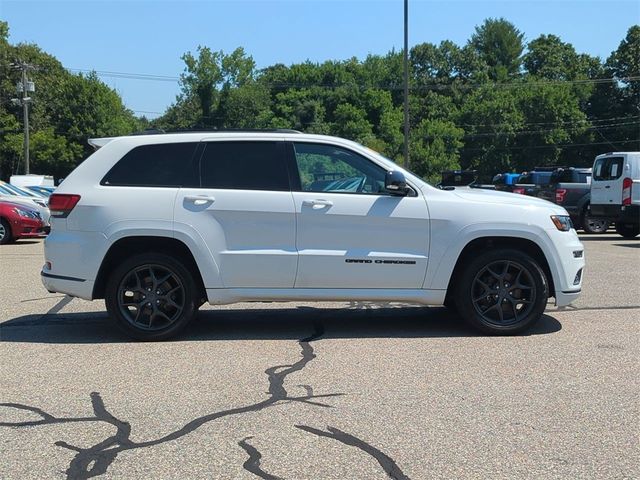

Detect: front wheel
[581,209,608,234]
[105,253,199,341]
[0,218,13,245]
[454,249,548,335]
[615,222,640,238]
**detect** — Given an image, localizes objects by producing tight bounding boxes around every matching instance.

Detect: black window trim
[287,141,417,197]
[196,139,291,191]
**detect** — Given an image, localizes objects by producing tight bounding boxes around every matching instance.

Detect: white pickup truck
[42,131,585,340]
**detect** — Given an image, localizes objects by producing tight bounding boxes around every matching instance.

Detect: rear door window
[199,141,289,191]
[102,143,199,187]
[593,157,624,181]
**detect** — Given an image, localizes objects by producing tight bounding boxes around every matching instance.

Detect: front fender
[424,222,564,295]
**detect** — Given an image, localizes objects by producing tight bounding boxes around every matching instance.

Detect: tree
[179,46,256,128]
[470,18,525,81]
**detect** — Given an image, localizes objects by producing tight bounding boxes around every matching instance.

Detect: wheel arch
[92,236,206,301]
[444,236,555,303]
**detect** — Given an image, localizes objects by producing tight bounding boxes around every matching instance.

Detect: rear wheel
[105,253,199,341]
[615,222,639,239]
[0,218,13,245]
[581,208,608,234]
[454,249,548,335]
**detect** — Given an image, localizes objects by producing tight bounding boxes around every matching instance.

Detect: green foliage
[470,18,525,81]
[1,20,638,183]
[0,26,141,180]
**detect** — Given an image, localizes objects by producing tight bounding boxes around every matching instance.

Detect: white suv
[42,132,585,340]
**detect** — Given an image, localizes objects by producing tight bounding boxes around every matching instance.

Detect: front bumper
[12,218,47,239]
[544,228,585,307]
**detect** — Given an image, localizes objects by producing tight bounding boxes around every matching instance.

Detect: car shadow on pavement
[0,305,562,344]
[613,243,640,248]
[578,235,630,242]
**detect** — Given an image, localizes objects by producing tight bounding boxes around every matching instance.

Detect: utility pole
[403,0,410,170]
[10,62,36,174]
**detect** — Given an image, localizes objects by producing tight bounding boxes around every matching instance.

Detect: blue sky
[2,0,639,118]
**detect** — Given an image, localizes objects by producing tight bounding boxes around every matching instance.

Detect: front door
[174,140,297,288]
[289,142,430,289]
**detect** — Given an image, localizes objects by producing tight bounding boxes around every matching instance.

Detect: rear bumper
[590,204,639,225]
[41,269,95,300]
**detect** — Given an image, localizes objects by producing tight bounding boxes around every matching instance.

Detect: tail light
[512,187,525,195]
[48,194,81,218]
[555,188,567,203]
[622,177,632,206]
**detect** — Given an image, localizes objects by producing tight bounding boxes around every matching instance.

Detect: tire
[105,252,200,341]
[581,209,608,234]
[615,222,640,239]
[0,218,13,245]
[454,249,548,335]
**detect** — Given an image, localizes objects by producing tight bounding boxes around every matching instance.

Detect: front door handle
[185,195,216,206]
[302,199,333,209]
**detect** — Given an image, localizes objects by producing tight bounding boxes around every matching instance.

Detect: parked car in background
[0,200,46,244]
[492,173,521,192]
[9,174,55,188]
[0,183,51,226]
[537,167,608,234]
[511,169,555,196]
[26,185,56,197]
[589,152,640,238]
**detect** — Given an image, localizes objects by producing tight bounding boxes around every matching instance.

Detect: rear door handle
[302,199,333,209]
[185,195,216,206]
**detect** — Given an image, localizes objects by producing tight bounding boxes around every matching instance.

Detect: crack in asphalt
[0,322,347,479]
[296,425,412,480]
[238,436,284,480]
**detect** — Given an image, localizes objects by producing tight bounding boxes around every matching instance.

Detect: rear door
[289,141,430,289]
[591,155,625,206]
[174,140,297,288]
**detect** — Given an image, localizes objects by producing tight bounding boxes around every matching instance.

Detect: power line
[65,66,639,91]
[461,138,640,152]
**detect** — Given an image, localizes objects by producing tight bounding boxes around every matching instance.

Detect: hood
[452,187,566,213]
[0,198,39,213]
[0,194,44,210]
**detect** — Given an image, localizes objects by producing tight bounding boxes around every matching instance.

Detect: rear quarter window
[593,157,624,181]
[101,143,199,187]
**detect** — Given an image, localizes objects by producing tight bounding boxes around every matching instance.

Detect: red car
[0,200,46,244]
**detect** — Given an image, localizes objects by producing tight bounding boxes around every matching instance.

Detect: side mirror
[385,170,409,195]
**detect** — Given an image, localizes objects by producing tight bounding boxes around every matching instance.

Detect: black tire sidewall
[105,252,199,341]
[582,210,607,234]
[615,222,640,238]
[0,218,12,245]
[455,249,549,335]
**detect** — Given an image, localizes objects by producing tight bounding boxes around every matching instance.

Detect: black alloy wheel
[117,264,185,331]
[454,249,548,335]
[471,260,536,327]
[105,253,199,341]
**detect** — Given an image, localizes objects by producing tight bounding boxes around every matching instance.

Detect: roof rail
[161,128,302,134]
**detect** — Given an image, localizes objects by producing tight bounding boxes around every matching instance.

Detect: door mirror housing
[385,170,409,195]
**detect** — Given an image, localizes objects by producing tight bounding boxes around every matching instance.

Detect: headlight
[12,207,35,218]
[551,215,573,231]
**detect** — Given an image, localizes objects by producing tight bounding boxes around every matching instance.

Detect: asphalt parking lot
[1,235,638,479]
